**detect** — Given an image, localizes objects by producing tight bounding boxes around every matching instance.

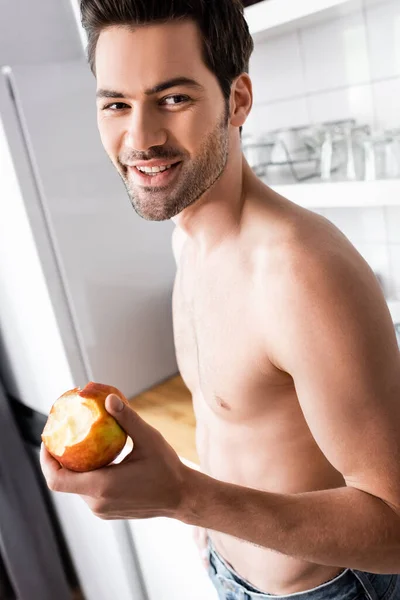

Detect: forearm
[179,467,400,573]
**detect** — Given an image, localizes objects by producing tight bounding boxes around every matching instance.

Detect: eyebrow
[96,77,204,100]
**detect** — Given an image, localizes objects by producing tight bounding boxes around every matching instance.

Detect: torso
[172,190,353,595]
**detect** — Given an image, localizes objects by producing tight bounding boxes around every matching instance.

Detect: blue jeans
[207,537,400,600]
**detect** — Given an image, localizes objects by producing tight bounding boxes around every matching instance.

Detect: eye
[161,95,190,106]
[101,102,130,111]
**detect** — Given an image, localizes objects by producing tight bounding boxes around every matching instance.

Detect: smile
[127,161,182,186]
[136,164,174,175]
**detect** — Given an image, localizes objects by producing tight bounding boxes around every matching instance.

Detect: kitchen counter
[128,375,199,466]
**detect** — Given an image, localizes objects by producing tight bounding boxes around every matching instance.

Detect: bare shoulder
[253,199,395,370]
[249,195,354,279]
[269,206,373,289]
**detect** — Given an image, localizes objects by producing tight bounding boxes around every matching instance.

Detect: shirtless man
[40,1,400,599]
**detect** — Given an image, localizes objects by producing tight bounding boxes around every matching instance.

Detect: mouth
[127,161,182,187]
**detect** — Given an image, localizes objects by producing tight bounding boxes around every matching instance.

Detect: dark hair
[80,0,254,103]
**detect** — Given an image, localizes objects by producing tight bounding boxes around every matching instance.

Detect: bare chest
[172,254,290,420]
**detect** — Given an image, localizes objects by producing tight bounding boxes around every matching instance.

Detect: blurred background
[0,1,399,599]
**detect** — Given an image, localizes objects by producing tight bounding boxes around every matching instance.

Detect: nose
[123,105,167,152]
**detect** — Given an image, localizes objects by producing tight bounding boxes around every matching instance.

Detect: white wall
[246,0,400,133]
[245,0,400,300]
[316,206,400,301]
[0,0,82,67]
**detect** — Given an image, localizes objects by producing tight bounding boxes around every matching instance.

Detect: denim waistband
[207,537,398,600]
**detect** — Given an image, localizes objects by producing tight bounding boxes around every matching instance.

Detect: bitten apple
[42,381,129,472]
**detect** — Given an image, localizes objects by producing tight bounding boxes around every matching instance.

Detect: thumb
[105,394,155,446]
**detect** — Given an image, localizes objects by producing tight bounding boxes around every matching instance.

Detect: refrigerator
[0,58,178,600]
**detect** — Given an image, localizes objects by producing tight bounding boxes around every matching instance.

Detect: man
[40,1,400,599]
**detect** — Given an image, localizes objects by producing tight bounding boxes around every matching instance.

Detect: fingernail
[109,394,124,412]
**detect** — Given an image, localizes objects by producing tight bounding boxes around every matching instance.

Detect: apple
[42,381,129,472]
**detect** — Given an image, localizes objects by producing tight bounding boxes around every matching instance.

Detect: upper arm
[265,240,400,511]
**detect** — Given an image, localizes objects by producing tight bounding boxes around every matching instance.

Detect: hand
[193,526,210,570]
[40,394,188,520]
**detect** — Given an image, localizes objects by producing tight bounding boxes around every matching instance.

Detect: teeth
[136,164,174,174]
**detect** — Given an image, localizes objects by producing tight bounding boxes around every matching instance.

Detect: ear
[229,73,253,129]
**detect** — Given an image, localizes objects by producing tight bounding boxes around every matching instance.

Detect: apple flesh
[42,382,129,472]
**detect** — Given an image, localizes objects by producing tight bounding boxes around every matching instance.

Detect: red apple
[42,381,129,472]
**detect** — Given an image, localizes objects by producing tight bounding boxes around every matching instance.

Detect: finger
[40,443,101,496]
[105,394,161,448]
[40,443,62,480]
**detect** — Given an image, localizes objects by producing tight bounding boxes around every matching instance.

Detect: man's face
[95,21,230,221]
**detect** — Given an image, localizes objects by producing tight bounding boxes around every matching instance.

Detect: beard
[116,107,230,221]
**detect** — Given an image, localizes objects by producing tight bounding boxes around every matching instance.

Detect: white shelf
[270,179,400,208]
[245,0,356,39]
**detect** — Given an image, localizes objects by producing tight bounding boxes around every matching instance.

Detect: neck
[172,147,256,256]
